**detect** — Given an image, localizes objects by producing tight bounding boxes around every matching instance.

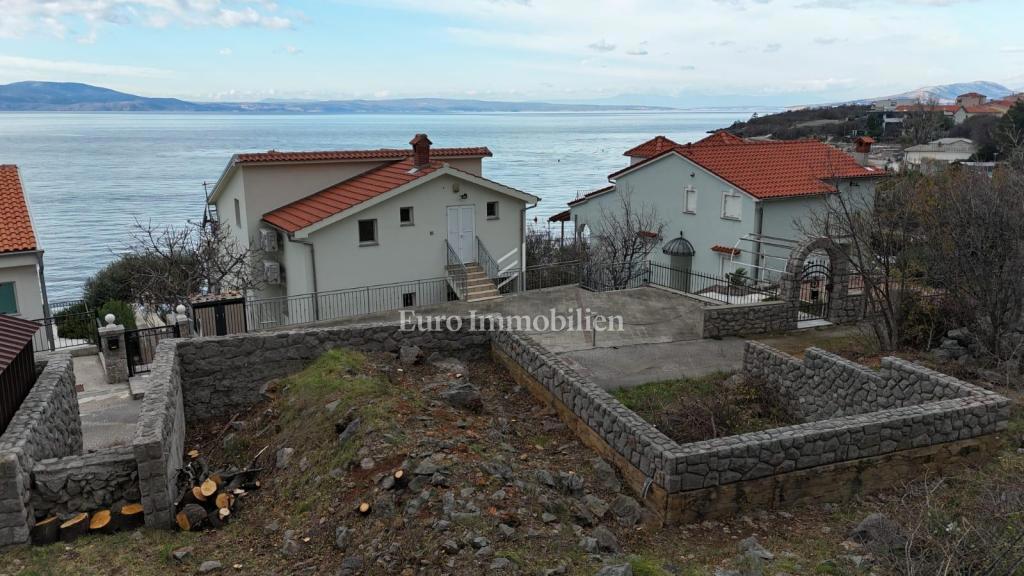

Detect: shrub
[54,302,98,342]
[84,256,137,310]
[98,300,137,330]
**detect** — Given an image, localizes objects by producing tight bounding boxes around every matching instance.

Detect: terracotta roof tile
[235,147,491,164]
[623,135,679,158]
[711,244,741,255]
[608,138,885,200]
[0,314,40,371]
[262,158,442,233]
[692,131,747,147]
[0,165,37,254]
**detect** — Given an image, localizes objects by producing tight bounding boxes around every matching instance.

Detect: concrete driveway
[317,284,742,390]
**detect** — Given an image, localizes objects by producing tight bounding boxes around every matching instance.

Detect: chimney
[852,136,874,166]
[410,133,432,167]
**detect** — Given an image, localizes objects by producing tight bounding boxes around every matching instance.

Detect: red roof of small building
[235,147,491,165]
[0,314,40,372]
[894,104,960,113]
[962,105,1006,114]
[263,158,443,233]
[0,165,38,254]
[608,136,885,200]
[958,92,985,98]
[623,136,679,158]
[548,209,571,222]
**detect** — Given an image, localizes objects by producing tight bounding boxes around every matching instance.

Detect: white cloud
[626,48,648,56]
[0,1,297,40]
[219,48,233,56]
[587,39,615,52]
[0,54,172,78]
[284,45,302,55]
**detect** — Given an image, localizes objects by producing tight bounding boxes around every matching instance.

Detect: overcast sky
[0,0,1020,104]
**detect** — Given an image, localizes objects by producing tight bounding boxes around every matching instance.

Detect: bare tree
[901,99,950,146]
[580,188,665,290]
[917,154,1024,370]
[124,219,265,312]
[800,172,925,351]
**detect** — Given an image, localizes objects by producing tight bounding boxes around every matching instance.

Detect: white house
[565,132,886,282]
[904,138,977,170]
[0,165,48,324]
[207,135,538,326]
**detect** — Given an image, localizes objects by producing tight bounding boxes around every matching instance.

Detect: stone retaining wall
[175,323,490,421]
[0,354,80,546]
[30,447,139,518]
[132,340,186,528]
[701,301,796,338]
[494,334,1010,523]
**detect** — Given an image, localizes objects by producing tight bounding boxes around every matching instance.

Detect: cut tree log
[199,478,218,498]
[188,449,200,459]
[357,502,371,515]
[176,504,207,532]
[192,486,208,502]
[30,516,59,546]
[59,512,90,542]
[392,469,407,489]
[214,492,233,510]
[89,510,112,533]
[115,503,145,531]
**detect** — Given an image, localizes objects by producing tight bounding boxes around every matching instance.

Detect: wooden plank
[492,345,669,524]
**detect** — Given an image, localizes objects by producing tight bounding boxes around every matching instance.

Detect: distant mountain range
[0,81,671,113]
[845,81,1017,105]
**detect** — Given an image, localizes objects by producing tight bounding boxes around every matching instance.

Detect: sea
[0,111,753,301]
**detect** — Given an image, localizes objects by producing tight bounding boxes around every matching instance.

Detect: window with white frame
[721,191,742,220]
[683,187,697,214]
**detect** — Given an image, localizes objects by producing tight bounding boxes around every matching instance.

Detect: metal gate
[126,324,179,376]
[798,261,832,321]
[192,296,247,336]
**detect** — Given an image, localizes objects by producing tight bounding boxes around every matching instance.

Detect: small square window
[486,201,499,220]
[402,292,416,307]
[358,219,377,245]
[684,188,697,214]
[399,206,414,226]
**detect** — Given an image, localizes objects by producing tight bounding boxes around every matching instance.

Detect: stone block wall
[828,291,865,325]
[0,354,80,546]
[132,340,186,529]
[30,446,139,518]
[491,331,678,486]
[175,322,490,421]
[702,301,796,338]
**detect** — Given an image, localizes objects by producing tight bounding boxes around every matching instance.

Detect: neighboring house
[894,92,1018,126]
[0,165,48,322]
[904,138,977,170]
[564,132,885,280]
[206,135,538,323]
[955,92,987,107]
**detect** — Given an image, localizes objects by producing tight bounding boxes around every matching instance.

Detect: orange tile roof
[711,244,741,255]
[623,135,679,158]
[609,137,885,200]
[235,147,491,164]
[962,105,1006,114]
[693,131,747,147]
[262,158,442,233]
[0,165,38,254]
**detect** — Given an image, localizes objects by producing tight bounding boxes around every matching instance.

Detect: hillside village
[1,94,1023,575]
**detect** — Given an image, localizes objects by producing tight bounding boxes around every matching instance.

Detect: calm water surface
[0,111,752,300]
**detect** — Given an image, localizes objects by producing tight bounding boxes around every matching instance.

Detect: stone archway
[779,237,854,325]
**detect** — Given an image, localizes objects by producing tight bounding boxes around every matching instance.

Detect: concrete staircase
[464,263,501,302]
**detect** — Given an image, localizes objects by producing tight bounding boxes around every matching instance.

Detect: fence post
[174,305,192,338]
[98,315,128,384]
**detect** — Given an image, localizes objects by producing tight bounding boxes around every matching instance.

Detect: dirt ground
[3,342,1021,576]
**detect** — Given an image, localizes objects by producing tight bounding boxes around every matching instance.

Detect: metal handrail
[445,240,468,300]
[475,236,500,280]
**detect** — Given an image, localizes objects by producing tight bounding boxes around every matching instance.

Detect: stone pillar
[174,305,192,338]
[0,453,30,546]
[98,315,128,384]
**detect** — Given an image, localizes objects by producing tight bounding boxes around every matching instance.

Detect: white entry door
[446,205,476,262]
